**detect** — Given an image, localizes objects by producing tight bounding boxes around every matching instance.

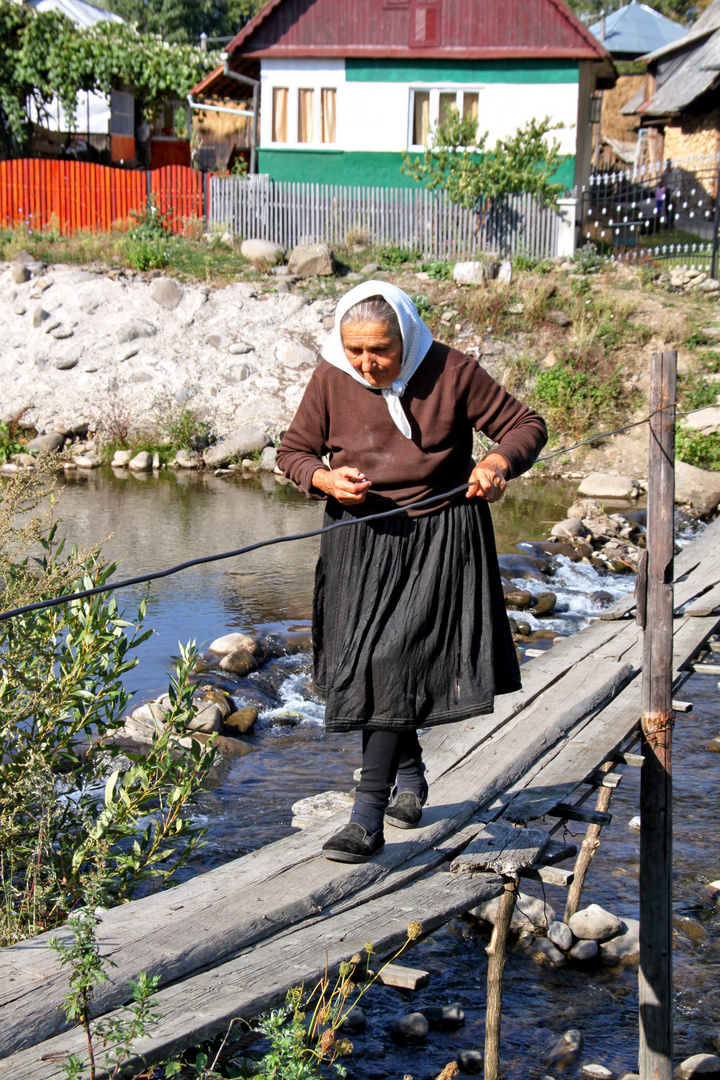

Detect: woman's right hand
[312,467,371,505]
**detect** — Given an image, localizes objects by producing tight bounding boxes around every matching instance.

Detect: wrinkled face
[341,320,403,388]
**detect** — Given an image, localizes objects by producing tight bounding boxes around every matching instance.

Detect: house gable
[226,0,608,61]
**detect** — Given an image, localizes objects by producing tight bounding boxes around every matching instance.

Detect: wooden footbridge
[2,507,719,1079]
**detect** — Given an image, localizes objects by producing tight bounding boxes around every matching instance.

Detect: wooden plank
[589,769,623,788]
[549,803,612,826]
[692,662,720,675]
[2,871,505,1080]
[0,656,633,1058]
[620,751,644,766]
[450,822,548,876]
[521,865,574,887]
[378,964,429,991]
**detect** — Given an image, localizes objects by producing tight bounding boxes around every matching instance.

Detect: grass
[676,426,720,471]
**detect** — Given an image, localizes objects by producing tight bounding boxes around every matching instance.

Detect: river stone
[129,451,152,471]
[531,938,567,966]
[471,890,556,932]
[112,450,131,467]
[505,589,533,609]
[209,631,257,656]
[599,917,639,966]
[676,1056,720,1080]
[457,1049,484,1074]
[187,701,224,734]
[390,1012,428,1043]
[258,446,277,471]
[32,306,48,328]
[204,425,271,467]
[339,1006,367,1035]
[175,449,199,468]
[543,1030,583,1069]
[241,238,284,271]
[228,341,252,355]
[74,455,100,468]
[224,706,258,734]
[27,432,64,453]
[582,1065,613,1080]
[55,353,79,370]
[577,473,639,499]
[547,309,572,326]
[675,461,720,515]
[288,242,334,277]
[569,939,598,961]
[419,1003,465,1030]
[551,517,587,539]
[547,920,574,952]
[530,591,556,616]
[218,648,258,676]
[149,277,183,310]
[568,904,623,942]
[10,261,30,284]
[291,790,355,828]
[117,317,158,344]
[453,261,485,285]
[276,339,317,369]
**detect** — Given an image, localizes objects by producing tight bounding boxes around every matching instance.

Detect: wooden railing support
[484,877,517,1080]
[638,350,676,1080]
[563,763,615,922]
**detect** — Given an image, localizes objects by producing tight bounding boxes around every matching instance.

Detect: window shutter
[409,0,440,47]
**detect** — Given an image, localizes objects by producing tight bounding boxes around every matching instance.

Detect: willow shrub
[0,463,215,945]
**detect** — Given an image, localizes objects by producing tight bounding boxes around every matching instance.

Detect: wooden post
[563,763,614,922]
[484,878,517,1080]
[639,350,676,1080]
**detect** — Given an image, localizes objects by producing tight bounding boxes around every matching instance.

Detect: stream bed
[51,468,720,1079]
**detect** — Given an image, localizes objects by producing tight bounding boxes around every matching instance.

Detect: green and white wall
[258,57,591,189]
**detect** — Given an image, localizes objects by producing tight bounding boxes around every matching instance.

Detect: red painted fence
[0,159,204,236]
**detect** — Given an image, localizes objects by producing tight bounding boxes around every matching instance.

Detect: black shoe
[385,779,429,830]
[322,823,385,863]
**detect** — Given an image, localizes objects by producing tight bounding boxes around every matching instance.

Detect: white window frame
[407,87,481,152]
[268,85,339,148]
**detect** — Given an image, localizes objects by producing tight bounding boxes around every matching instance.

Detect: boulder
[675,461,720,515]
[26,432,64,454]
[457,1050,484,1074]
[258,446,277,471]
[187,699,224,734]
[288,242,334,277]
[547,310,572,327]
[175,449,199,468]
[547,920,574,952]
[531,938,567,966]
[340,1006,367,1035]
[149,277,183,310]
[530,591,557,616]
[675,1057,720,1080]
[240,238,284,271]
[390,1012,429,1044]
[497,260,512,285]
[208,631,257,656]
[685,406,720,435]
[291,790,355,828]
[599,917,640,966]
[275,339,317,369]
[218,648,258,676]
[470,890,556,932]
[569,939,598,961]
[128,451,152,471]
[453,261,484,286]
[419,1003,465,1030]
[117,318,158,344]
[551,517,587,539]
[543,1030,583,1069]
[568,904,624,942]
[74,455,100,469]
[112,450,131,467]
[577,474,639,499]
[582,1065,613,1080]
[9,262,30,284]
[224,706,258,735]
[203,426,271,467]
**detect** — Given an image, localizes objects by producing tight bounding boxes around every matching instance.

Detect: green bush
[679,373,719,411]
[126,237,170,272]
[0,465,215,945]
[533,362,628,439]
[411,293,433,317]
[376,244,422,268]
[423,260,453,280]
[675,426,720,471]
[0,419,25,464]
[572,242,606,275]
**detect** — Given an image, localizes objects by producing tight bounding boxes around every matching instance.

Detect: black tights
[349,729,425,833]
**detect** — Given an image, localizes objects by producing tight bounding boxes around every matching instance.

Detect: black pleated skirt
[313,497,521,733]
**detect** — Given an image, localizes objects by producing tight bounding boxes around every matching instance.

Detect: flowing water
[48,470,720,1077]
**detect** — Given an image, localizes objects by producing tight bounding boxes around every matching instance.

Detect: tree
[104,0,267,43]
[402,109,567,211]
[563,0,705,25]
[0,0,217,156]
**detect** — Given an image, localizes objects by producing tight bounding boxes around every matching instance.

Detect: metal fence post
[638,349,676,1080]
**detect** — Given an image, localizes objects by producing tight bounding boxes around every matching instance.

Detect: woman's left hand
[466,453,509,503]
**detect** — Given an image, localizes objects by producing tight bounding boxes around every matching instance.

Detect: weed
[463,282,510,334]
[675,426,720,470]
[572,242,606,275]
[125,237,170,272]
[127,195,172,241]
[411,293,433,317]
[513,253,538,272]
[533,361,630,439]
[422,260,453,281]
[696,351,720,374]
[345,228,370,247]
[377,244,422,269]
[501,352,539,395]
[0,413,27,463]
[678,373,719,411]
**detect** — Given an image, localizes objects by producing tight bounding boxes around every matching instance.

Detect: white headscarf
[320,280,434,440]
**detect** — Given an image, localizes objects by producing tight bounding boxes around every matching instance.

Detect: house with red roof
[192,0,614,190]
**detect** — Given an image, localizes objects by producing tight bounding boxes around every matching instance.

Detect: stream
[50,469,720,1078]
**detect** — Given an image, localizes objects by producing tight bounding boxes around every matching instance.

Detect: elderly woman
[277,281,547,864]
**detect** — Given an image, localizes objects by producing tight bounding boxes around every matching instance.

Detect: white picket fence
[208,174,561,260]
